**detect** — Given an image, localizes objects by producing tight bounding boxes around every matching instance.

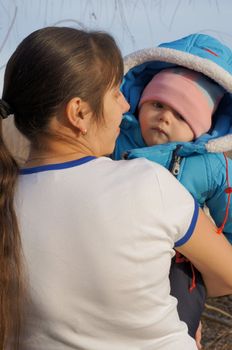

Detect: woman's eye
[115,90,121,98]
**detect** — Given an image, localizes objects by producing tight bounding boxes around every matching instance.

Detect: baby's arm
[205,153,232,243]
[180,153,232,243]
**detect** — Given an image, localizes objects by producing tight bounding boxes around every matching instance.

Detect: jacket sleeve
[112,113,146,160]
[179,153,232,244]
[204,153,232,244]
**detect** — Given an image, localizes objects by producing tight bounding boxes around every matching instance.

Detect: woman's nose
[124,99,130,113]
[120,93,130,113]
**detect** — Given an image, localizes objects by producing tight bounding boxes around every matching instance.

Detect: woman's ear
[65,97,89,135]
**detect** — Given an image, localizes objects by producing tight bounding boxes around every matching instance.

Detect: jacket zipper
[169,146,182,177]
[171,155,182,176]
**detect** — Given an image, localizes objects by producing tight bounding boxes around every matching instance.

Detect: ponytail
[0,100,24,349]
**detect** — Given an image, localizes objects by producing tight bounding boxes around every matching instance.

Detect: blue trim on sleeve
[20,156,96,174]
[175,198,199,247]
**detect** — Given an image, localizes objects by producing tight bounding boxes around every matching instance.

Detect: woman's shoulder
[108,156,171,177]
[109,157,192,199]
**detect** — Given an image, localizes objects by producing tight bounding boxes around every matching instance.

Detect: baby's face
[138,101,194,146]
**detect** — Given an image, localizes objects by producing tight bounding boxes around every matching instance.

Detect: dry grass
[201,296,232,350]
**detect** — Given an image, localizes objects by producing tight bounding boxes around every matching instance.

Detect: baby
[138,67,224,147]
[114,66,230,342]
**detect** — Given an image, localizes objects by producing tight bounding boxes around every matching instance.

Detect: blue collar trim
[20,156,96,175]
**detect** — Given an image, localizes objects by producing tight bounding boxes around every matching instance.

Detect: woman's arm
[176,208,232,297]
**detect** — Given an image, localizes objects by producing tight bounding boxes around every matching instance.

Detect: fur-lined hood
[121,33,232,155]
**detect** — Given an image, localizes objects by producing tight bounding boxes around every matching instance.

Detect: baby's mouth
[152,127,168,137]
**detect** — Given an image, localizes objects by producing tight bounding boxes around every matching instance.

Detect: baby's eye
[153,101,164,109]
[175,112,185,121]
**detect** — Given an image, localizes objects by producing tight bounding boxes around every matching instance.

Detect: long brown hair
[0,26,123,348]
[3,27,123,145]
[0,105,23,348]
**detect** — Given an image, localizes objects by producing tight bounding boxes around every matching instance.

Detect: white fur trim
[206,135,232,152]
[124,47,232,151]
[124,47,232,93]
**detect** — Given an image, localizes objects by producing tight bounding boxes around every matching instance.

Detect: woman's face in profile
[102,86,130,154]
[88,86,129,156]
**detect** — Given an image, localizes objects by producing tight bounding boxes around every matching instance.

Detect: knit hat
[139,67,225,137]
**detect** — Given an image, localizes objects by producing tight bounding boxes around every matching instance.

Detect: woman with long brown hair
[1,27,232,350]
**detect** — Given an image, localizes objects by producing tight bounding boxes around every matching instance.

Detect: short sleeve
[150,161,199,246]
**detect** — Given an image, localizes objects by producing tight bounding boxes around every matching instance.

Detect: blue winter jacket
[113,33,232,243]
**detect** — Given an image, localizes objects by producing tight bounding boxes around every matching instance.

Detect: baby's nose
[159,108,175,123]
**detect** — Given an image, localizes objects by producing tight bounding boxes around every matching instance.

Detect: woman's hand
[195,321,202,350]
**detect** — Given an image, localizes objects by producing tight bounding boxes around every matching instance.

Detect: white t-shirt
[16,156,198,350]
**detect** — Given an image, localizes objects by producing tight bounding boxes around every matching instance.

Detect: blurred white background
[1,0,232,93]
[0,0,232,161]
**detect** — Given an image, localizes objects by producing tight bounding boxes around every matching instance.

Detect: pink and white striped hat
[139,67,225,137]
